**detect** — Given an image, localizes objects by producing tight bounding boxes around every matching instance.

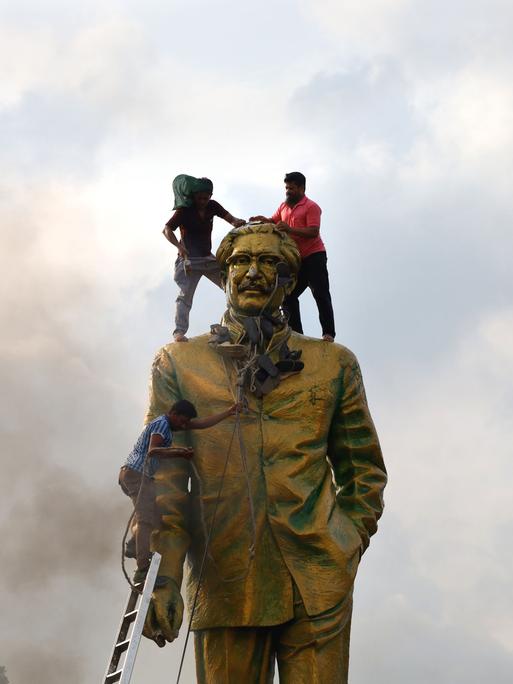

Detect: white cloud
[377,308,513,658]
[303,0,410,56]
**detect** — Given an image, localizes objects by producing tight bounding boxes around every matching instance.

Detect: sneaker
[173,332,188,342]
[124,537,136,559]
[322,334,335,343]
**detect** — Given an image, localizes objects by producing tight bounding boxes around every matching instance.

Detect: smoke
[0,451,127,590]
[0,183,150,683]
[2,649,85,684]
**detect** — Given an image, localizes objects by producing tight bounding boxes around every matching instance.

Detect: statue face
[226,232,289,315]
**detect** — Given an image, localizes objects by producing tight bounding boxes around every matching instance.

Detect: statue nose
[247,265,258,278]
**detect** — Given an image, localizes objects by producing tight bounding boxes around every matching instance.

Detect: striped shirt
[124,415,172,477]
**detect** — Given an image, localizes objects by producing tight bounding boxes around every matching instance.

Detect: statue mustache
[238,281,274,293]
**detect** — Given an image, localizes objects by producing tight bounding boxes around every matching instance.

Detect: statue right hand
[143,577,184,645]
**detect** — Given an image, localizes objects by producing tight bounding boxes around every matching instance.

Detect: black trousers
[284,251,335,338]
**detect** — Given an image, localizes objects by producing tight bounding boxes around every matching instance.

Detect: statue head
[216,223,300,316]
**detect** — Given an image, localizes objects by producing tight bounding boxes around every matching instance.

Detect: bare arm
[163,226,188,258]
[148,446,194,459]
[149,433,166,450]
[223,212,246,228]
[280,223,320,238]
[188,403,239,430]
[147,433,192,459]
[248,214,274,223]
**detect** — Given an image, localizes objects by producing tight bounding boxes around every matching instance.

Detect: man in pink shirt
[250,171,335,341]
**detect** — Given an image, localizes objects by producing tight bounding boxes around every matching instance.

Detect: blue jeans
[173,255,223,335]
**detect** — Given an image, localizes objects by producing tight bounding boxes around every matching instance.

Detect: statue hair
[216,223,301,275]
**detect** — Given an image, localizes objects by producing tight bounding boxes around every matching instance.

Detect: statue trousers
[193,585,353,684]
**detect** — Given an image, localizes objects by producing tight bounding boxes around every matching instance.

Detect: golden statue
[143,224,387,683]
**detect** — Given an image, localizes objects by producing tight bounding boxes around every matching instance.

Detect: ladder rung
[114,639,130,654]
[105,671,122,683]
[123,609,138,623]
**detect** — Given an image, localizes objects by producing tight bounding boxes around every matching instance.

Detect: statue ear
[220,269,228,290]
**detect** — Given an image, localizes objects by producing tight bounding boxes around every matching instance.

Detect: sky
[1,0,513,682]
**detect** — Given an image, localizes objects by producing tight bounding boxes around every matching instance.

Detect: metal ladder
[102,552,162,684]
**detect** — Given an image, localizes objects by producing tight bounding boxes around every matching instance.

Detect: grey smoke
[1,454,127,590]
[2,649,84,684]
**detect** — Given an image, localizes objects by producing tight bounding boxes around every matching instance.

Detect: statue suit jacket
[146,332,386,629]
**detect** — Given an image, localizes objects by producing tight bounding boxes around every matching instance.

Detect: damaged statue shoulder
[208,324,247,359]
[287,331,358,365]
[149,334,214,385]
[153,333,213,360]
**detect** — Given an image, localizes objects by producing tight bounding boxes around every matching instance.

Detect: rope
[121,509,142,594]
[176,353,261,681]
[175,417,238,684]
[236,416,257,558]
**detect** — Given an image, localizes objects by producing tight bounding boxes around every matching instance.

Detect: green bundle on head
[172,174,213,209]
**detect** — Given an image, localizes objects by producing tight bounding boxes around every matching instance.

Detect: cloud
[291,58,421,158]
[304,0,513,70]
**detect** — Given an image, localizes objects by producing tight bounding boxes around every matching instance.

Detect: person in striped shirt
[119,399,238,581]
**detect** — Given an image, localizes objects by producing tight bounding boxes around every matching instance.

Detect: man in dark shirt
[163,181,245,341]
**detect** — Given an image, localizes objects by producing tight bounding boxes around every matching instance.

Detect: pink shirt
[272,195,325,259]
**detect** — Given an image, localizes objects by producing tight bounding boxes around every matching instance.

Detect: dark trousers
[283,251,335,338]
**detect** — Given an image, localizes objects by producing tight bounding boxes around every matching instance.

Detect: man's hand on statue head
[275,221,290,232]
[143,577,184,645]
[232,218,246,228]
